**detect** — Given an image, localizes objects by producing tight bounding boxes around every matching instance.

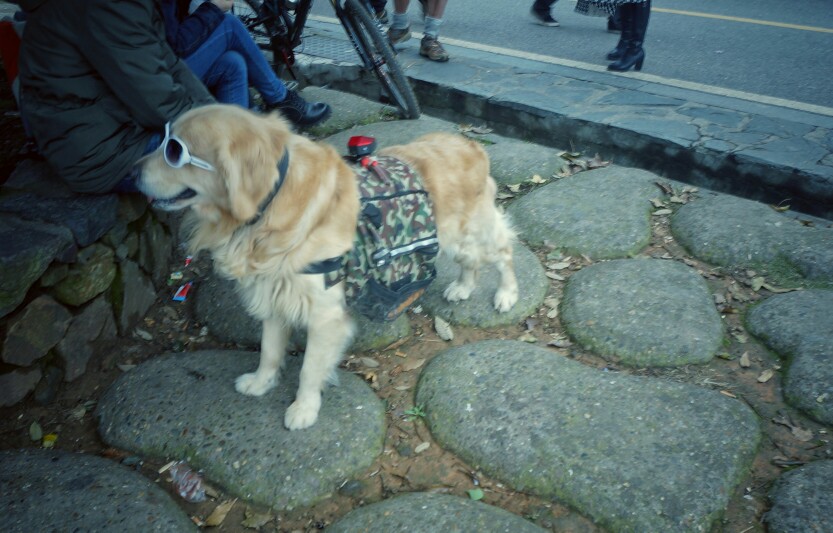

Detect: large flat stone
[0,190,119,247]
[96,350,386,510]
[328,492,547,533]
[484,140,564,186]
[0,448,196,532]
[304,86,399,138]
[561,259,724,367]
[765,460,833,533]
[194,275,410,350]
[323,115,458,152]
[0,214,75,318]
[507,167,659,259]
[1,295,71,367]
[416,340,760,533]
[671,194,833,284]
[420,243,547,328]
[746,290,833,424]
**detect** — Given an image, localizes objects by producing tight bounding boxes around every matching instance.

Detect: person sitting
[14,0,215,194]
[162,0,330,126]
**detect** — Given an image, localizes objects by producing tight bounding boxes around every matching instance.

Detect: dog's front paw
[284,397,321,430]
[494,287,519,313]
[443,281,474,303]
[235,372,277,396]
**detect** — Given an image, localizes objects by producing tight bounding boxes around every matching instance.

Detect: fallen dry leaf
[402,358,426,372]
[529,174,547,184]
[586,154,610,169]
[434,316,454,341]
[655,181,674,195]
[414,442,431,454]
[358,356,380,368]
[545,272,565,281]
[791,426,813,442]
[757,369,775,383]
[739,352,751,368]
[762,283,800,294]
[547,261,571,270]
[652,209,673,216]
[241,506,275,529]
[204,499,236,527]
[558,150,582,161]
[507,183,522,193]
[518,332,537,343]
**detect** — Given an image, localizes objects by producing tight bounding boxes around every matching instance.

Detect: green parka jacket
[16,0,213,193]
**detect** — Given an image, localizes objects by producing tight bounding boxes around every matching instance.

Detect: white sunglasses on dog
[161,122,215,172]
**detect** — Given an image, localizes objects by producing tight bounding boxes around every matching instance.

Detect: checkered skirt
[575,0,648,17]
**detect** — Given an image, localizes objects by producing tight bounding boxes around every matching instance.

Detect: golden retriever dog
[137,104,518,430]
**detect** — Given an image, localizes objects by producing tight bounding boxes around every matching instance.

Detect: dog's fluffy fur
[138,104,518,430]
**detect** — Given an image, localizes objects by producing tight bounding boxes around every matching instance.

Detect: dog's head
[137,104,293,224]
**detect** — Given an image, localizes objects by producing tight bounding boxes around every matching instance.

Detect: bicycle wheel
[341,0,420,119]
[233,0,278,50]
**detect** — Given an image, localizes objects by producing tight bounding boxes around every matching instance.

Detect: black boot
[606,5,631,60]
[606,7,621,33]
[267,89,332,127]
[608,0,650,72]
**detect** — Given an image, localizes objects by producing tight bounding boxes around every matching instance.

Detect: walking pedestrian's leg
[530,0,559,27]
[608,0,650,72]
[606,3,633,60]
[420,0,449,61]
[388,0,412,45]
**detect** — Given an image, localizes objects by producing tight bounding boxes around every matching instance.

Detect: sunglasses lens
[164,138,184,167]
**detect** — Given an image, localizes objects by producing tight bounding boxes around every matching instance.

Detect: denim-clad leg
[184,13,287,106]
[195,50,249,107]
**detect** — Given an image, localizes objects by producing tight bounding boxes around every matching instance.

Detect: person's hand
[211,0,234,12]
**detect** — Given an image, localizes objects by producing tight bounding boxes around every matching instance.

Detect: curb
[295,20,833,220]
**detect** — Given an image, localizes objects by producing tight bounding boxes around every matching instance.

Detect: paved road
[311,0,833,109]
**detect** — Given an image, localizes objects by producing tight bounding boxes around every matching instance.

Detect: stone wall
[0,160,174,406]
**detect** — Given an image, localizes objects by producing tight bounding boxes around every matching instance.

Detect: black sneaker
[267,90,332,127]
[530,8,559,27]
[374,9,388,25]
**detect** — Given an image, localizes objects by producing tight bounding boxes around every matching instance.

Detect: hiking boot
[530,8,559,27]
[419,36,449,62]
[374,8,389,25]
[387,25,412,46]
[267,89,331,127]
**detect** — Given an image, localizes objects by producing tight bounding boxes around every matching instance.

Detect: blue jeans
[184,14,287,107]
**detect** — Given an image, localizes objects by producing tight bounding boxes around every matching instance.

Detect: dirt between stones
[2,205,831,532]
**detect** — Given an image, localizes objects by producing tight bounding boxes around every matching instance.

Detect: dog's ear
[218,123,280,222]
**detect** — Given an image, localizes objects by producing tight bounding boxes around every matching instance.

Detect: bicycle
[233,0,421,119]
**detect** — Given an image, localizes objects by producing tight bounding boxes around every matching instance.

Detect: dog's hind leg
[235,316,289,396]
[285,294,355,430]
[443,243,479,304]
[491,211,519,312]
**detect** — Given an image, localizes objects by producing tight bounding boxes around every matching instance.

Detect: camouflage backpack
[305,155,439,322]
